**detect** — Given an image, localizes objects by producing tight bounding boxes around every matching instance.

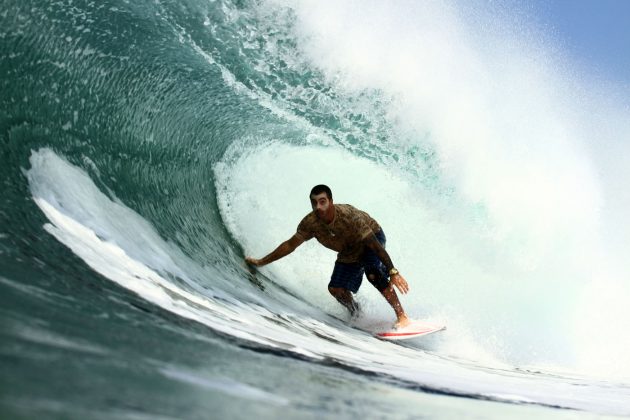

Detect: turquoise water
[2,0,630,418]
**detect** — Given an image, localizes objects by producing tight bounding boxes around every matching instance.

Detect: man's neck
[323,204,336,224]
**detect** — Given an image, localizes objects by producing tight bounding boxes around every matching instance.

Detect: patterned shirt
[295,204,382,263]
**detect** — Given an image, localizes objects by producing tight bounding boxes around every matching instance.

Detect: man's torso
[296,204,381,263]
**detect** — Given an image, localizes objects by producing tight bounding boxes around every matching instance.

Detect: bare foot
[245,257,261,266]
[394,315,411,329]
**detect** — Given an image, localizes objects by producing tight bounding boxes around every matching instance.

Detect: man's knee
[366,271,381,285]
[328,286,346,298]
[366,270,389,292]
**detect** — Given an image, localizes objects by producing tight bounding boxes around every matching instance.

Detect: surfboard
[375,320,446,340]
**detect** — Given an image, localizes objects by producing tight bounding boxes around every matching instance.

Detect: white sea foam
[250,0,630,380]
[213,139,630,380]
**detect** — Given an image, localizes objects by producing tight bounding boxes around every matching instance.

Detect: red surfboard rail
[375,321,446,340]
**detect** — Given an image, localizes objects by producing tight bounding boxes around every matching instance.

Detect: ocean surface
[2,0,630,418]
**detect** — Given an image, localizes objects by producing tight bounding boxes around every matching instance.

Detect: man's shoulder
[297,211,318,228]
[335,203,360,213]
[295,211,318,240]
[336,203,368,217]
[336,203,379,231]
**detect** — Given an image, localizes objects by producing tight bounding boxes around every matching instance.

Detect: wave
[3,0,630,407]
[26,147,630,415]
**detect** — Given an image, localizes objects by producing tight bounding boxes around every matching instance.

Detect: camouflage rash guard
[295,204,382,263]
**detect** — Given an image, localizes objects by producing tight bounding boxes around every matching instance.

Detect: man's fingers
[400,277,409,294]
[393,276,409,294]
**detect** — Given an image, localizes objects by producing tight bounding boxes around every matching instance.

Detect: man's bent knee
[329,286,350,298]
[366,271,390,293]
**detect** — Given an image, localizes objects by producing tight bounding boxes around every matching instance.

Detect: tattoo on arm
[364,234,393,272]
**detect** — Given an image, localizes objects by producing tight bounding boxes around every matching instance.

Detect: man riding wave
[246,184,411,328]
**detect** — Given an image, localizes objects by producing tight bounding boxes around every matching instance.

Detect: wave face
[2,0,630,417]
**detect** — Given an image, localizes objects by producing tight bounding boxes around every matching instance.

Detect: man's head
[309,184,334,221]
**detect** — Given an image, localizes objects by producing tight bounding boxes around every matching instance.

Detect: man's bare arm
[245,234,305,267]
[363,234,394,271]
[363,233,409,294]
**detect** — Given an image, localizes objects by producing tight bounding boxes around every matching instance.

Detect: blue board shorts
[328,229,390,293]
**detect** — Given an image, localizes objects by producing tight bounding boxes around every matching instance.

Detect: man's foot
[393,315,411,329]
[349,300,361,320]
[329,287,361,319]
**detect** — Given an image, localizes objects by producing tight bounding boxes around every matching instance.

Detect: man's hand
[390,273,409,294]
[244,235,304,268]
[245,256,262,267]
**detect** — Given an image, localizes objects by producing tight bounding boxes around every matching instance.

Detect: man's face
[310,192,332,219]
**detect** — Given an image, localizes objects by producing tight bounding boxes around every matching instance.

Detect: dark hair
[310,184,332,200]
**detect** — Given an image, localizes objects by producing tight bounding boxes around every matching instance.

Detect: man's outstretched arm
[245,234,305,267]
[363,234,410,294]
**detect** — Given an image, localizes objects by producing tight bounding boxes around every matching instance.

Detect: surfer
[245,185,411,329]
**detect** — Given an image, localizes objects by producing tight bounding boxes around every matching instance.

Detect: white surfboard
[375,320,446,340]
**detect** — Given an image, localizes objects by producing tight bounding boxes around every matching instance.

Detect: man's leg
[328,261,363,317]
[363,230,410,328]
[368,273,410,328]
[328,286,360,316]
